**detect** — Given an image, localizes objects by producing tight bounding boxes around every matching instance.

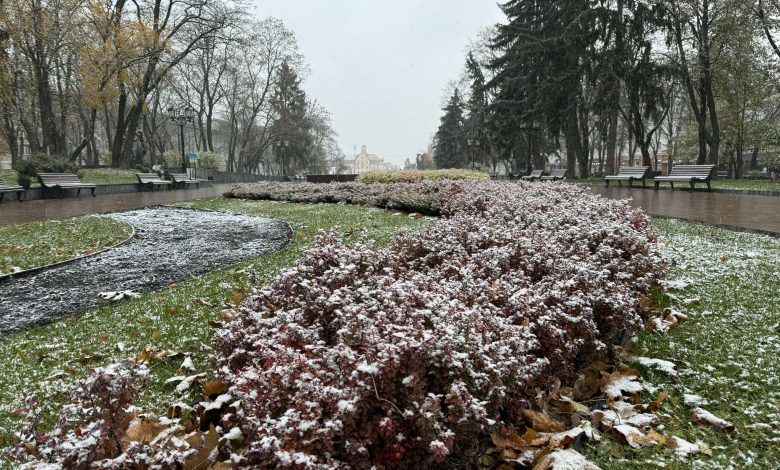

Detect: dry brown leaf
[545,427,585,449]
[649,390,669,411]
[691,407,735,433]
[532,448,602,470]
[522,409,567,433]
[219,309,237,321]
[612,425,664,448]
[121,415,166,451]
[601,369,644,402]
[231,290,245,305]
[184,425,220,470]
[491,431,526,451]
[204,380,228,399]
[667,435,700,456]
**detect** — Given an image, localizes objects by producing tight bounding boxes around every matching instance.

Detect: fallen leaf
[691,407,735,432]
[612,425,664,448]
[219,309,237,321]
[491,431,526,451]
[175,373,207,393]
[231,290,245,305]
[183,425,220,470]
[601,369,644,401]
[121,414,166,451]
[532,448,602,469]
[667,435,700,456]
[522,409,567,433]
[203,380,228,398]
[649,390,669,412]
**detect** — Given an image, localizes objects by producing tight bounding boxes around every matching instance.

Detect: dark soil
[0,206,291,336]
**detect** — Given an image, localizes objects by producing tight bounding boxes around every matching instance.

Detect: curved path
[589,186,780,237]
[0,207,291,336]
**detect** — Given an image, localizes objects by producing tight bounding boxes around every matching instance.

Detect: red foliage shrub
[211,181,663,468]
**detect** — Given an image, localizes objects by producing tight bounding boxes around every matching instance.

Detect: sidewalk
[0,184,234,226]
[589,186,780,236]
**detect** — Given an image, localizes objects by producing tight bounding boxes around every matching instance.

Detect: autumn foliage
[212,181,664,467]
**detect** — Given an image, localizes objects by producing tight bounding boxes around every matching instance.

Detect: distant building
[343,145,396,174]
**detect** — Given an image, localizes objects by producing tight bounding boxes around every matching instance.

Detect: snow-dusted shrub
[10,363,146,469]
[227,181,446,215]
[212,181,663,468]
[357,169,489,184]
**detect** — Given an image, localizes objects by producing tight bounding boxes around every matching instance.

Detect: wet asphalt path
[0,207,291,336]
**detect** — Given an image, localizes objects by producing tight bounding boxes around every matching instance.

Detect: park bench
[169,173,204,189]
[540,169,568,181]
[653,164,716,192]
[38,173,96,198]
[521,170,544,181]
[0,183,25,202]
[136,173,172,191]
[604,166,652,188]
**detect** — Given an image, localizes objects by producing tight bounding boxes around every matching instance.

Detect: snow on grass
[0,199,431,466]
[587,217,780,469]
[0,216,132,274]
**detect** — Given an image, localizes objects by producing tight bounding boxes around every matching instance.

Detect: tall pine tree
[434,90,467,169]
[270,61,311,176]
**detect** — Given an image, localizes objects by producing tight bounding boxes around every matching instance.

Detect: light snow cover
[210,181,663,467]
[631,356,679,376]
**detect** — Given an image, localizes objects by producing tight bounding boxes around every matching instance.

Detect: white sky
[251,0,505,166]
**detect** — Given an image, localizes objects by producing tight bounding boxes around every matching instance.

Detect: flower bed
[214,181,663,467]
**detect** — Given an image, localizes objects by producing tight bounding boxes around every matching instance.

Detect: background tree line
[0,0,341,175]
[435,0,780,178]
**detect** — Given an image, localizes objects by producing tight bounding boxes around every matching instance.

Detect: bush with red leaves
[212,181,663,468]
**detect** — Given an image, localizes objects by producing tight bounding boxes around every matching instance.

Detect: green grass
[585,218,780,469]
[0,168,138,187]
[0,170,17,186]
[78,168,139,185]
[576,176,780,192]
[2,199,779,468]
[0,199,431,457]
[0,216,133,274]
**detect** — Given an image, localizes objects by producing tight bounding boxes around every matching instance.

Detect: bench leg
[689,181,695,192]
[670,182,675,191]
[91,187,96,197]
[77,188,82,197]
[17,191,23,202]
[605,180,610,187]
[707,181,711,192]
[0,193,4,202]
[654,181,659,190]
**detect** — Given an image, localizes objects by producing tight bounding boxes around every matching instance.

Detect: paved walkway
[0,184,234,226]
[2,182,778,236]
[589,186,780,236]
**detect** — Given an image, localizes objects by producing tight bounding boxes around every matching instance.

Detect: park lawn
[586,219,780,469]
[0,168,138,187]
[0,170,17,186]
[0,216,133,274]
[0,199,431,459]
[78,168,139,185]
[576,176,780,192]
[2,199,780,469]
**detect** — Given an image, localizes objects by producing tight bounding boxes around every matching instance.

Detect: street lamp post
[275,140,290,179]
[168,106,195,173]
[467,138,481,170]
[519,120,539,176]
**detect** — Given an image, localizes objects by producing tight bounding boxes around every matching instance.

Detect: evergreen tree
[434,89,467,169]
[270,61,311,176]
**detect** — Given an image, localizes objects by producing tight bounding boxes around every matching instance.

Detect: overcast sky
[251,0,505,166]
